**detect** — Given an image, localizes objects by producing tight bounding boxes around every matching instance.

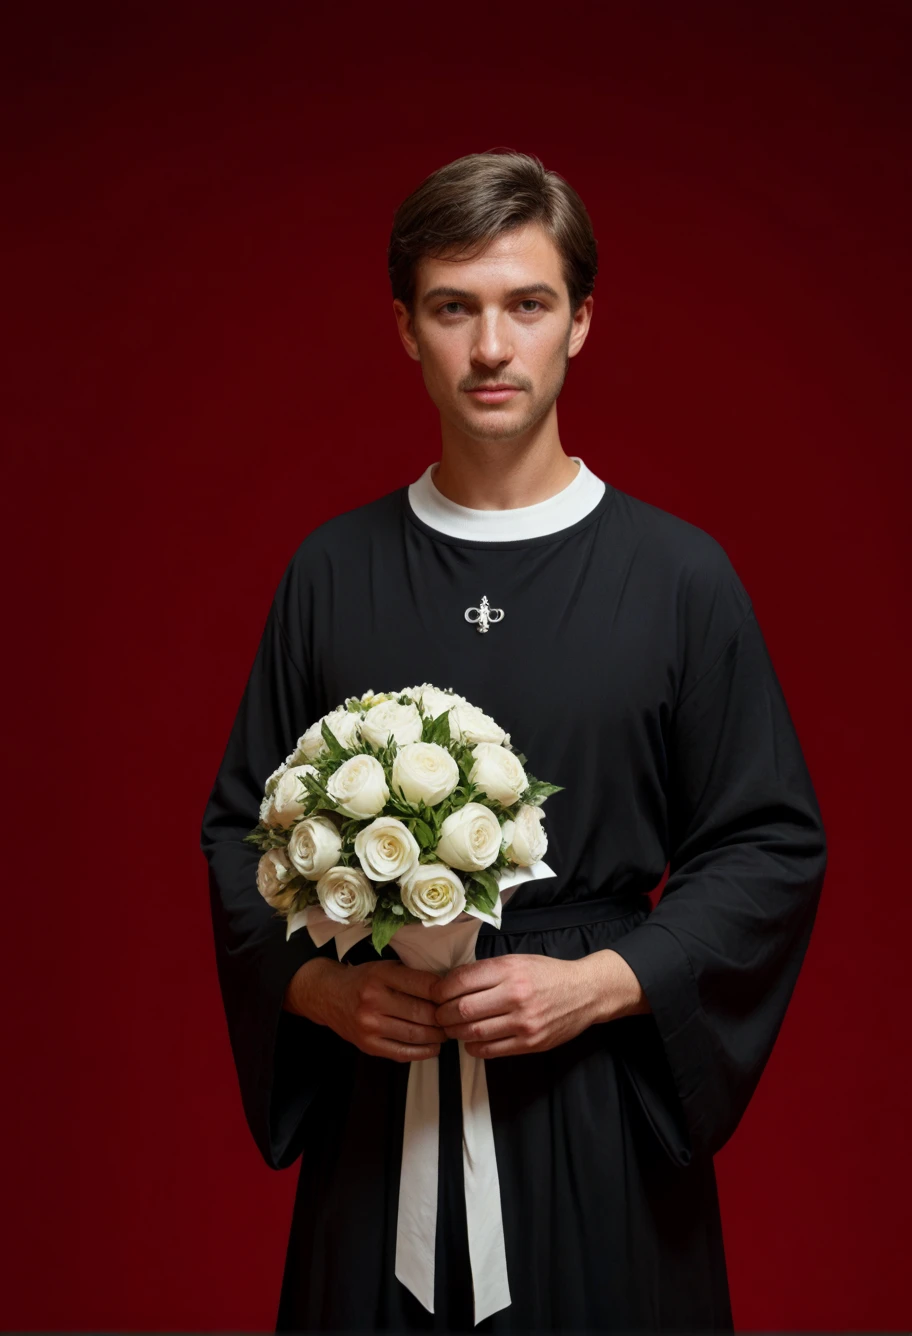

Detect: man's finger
[435,983,513,1027]
[380,963,442,1000]
[441,1007,518,1043]
[381,989,442,1029]
[433,958,506,1003]
[463,1036,523,1059]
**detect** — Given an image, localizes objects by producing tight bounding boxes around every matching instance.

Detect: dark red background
[4,2,909,1329]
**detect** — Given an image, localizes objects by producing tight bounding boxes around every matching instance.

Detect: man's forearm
[577,948,652,1024]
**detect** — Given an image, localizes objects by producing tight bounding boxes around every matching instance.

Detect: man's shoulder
[611,487,754,636]
[284,485,404,570]
[613,485,743,586]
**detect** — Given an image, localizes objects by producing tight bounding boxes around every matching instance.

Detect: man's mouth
[465,385,523,404]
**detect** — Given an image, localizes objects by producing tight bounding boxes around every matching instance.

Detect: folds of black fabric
[610,608,827,1168]
[200,593,334,1171]
[199,479,827,1331]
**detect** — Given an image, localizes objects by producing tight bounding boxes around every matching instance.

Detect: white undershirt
[406,456,607,541]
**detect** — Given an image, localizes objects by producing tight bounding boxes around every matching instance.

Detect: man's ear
[393,299,422,362]
[567,294,594,360]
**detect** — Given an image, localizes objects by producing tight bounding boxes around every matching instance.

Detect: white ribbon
[287,859,557,1326]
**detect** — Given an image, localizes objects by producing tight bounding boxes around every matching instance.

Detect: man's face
[393,222,592,442]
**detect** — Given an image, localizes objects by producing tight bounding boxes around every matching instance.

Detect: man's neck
[407,455,607,542]
[431,442,581,511]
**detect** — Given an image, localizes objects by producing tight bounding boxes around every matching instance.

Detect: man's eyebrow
[421,282,561,304]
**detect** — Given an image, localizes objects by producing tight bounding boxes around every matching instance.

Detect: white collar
[406,456,606,541]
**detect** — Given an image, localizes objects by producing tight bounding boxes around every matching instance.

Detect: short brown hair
[388,149,598,315]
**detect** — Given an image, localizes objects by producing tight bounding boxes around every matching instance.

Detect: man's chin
[456,407,543,442]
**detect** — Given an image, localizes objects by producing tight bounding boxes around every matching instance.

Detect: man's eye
[440,302,465,315]
[518,300,543,312]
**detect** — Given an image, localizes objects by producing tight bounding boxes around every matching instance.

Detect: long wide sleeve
[199,577,345,1170]
[610,548,828,1167]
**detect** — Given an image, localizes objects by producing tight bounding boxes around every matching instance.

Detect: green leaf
[467,880,498,913]
[521,779,566,807]
[412,819,436,848]
[423,709,453,747]
[472,867,501,898]
[370,902,402,955]
[320,717,354,762]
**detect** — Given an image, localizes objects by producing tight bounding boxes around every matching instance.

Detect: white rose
[360,699,424,751]
[264,760,289,797]
[468,742,528,806]
[353,816,421,883]
[403,685,467,735]
[400,683,466,707]
[326,753,390,817]
[399,862,467,926]
[297,708,362,760]
[287,814,343,879]
[451,701,507,746]
[256,848,297,911]
[269,764,319,828]
[316,865,377,925]
[391,742,459,806]
[296,718,327,761]
[502,804,548,865]
[435,801,502,872]
[322,707,364,750]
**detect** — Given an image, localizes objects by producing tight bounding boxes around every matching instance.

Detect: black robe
[199,480,827,1333]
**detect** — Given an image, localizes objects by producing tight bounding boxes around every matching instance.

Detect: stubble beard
[440,350,572,444]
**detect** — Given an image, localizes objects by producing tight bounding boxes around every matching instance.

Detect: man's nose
[471,312,513,368]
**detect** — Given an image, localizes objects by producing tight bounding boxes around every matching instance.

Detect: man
[200,150,827,1333]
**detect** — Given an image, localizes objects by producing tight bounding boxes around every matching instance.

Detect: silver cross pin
[465,594,505,634]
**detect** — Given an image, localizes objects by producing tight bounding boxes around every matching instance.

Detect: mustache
[460,377,532,391]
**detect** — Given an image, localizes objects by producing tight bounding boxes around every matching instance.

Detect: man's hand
[431,949,650,1058]
[284,957,447,1062]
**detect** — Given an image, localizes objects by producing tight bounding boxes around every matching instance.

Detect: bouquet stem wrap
[296,860,557,1326]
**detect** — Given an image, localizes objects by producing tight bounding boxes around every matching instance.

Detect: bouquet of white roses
[246,681,562,1317]
[244,681,563,956]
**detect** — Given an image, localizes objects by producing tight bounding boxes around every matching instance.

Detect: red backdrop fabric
[3,3,908,1330]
